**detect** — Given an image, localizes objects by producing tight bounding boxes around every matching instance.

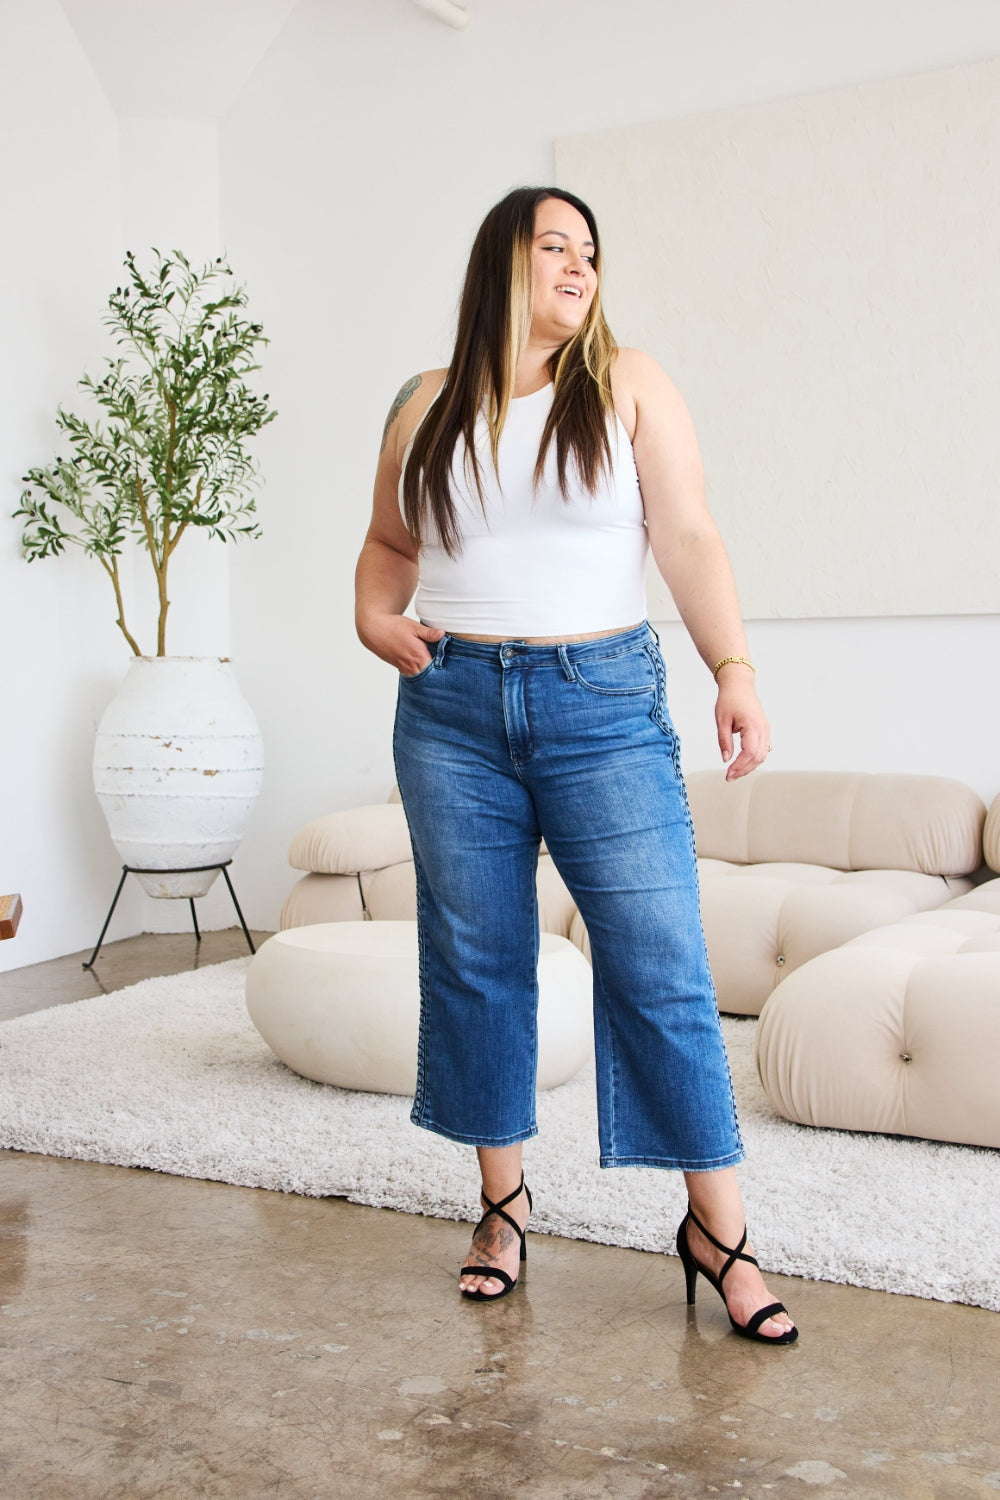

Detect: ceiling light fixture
[411,0,469,29]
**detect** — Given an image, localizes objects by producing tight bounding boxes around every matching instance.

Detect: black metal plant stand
[83,861,256,969]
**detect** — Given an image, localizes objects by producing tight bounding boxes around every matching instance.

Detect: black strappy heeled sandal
[460,1174,533,1302]
[676,1204,798,1344]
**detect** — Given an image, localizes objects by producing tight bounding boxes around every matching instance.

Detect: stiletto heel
[676,1218,700,1305]
[460,1174,532,1302]
[676,1204,797,1344]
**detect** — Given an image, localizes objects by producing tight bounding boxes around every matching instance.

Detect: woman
[355,187,796,1344]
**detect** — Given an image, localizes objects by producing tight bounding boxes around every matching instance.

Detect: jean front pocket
[399,635,449,685]
[399,659,435,684]
[572,647,656,697]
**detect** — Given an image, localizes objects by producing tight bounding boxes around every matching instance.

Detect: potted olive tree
[15,249,276,900]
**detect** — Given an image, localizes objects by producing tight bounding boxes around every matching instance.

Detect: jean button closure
[502,647,514,661]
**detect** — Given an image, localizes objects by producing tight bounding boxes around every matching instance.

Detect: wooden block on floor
[1,894,23,941]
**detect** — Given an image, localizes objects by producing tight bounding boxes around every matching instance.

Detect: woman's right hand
[360,612,445,676]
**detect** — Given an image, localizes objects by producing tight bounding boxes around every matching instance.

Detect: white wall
[557,60,1000,619]
[0,0,144,973]
[0,18,242,970]
[221,0,1000,930]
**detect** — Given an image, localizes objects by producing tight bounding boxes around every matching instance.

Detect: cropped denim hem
[599,1148,747,1172]
[410,1111,539,1150]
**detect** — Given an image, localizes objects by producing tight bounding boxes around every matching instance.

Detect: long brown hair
[402,186,618,556]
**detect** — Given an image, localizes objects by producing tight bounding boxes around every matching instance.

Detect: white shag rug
[1,958,997,1312]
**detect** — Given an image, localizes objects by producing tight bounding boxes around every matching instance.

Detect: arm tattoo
[380,374,422,453]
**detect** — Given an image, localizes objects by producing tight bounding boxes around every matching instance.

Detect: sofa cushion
[288,803,412,875]
[942,875,1000,917]
[363,862,417,921]
[756,944,1000,1148]
[280,871,365,928]
[698,860,969,905]
[755,898,1000,1149]
[984,797,1000,873]
[687,770,985,876]
[696,877,930,1016]
[845,905,1000,952]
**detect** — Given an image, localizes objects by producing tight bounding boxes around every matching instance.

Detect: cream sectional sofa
[281,769,988,1018]
[755,798,1000,1149]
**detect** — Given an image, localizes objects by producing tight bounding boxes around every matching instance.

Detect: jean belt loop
[434,634,449,667]
[646,620,661,646]
[557,644,576,682]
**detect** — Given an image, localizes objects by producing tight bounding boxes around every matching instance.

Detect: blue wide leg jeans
[392,623,744,1171]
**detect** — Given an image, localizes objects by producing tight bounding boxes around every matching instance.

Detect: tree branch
[97,553,142,656]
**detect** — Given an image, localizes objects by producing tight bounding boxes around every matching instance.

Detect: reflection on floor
[1,931,998,1498]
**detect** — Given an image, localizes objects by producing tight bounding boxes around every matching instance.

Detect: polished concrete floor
[1,932,999,1499]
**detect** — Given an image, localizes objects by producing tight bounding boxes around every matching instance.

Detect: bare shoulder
[610,348,686,444]
[612,347,685,403]
[381,367,448,460]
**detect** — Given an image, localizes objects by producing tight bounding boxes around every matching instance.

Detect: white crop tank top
[400,383,648,636]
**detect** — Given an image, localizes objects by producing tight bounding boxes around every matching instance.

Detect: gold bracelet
[712,655,755,679]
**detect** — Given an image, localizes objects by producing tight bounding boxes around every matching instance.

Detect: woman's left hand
[715,675,771,781]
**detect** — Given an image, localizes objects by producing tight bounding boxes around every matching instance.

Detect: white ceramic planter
[93,657,264,898]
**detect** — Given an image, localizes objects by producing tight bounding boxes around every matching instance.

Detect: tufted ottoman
[754,881,1000,1150]
[246,920,594,1095]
